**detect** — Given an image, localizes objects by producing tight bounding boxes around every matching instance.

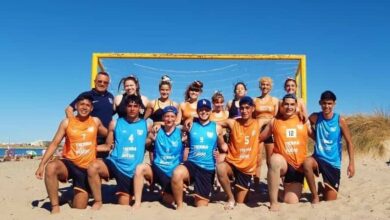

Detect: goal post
[90,52,307,102]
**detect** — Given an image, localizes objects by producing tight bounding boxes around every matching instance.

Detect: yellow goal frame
[91,53,307,102]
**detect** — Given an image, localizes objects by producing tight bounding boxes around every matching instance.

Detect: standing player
[65,71,114,158]
[303,90,355,203]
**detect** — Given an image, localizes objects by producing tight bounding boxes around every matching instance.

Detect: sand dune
[0,157,389,220]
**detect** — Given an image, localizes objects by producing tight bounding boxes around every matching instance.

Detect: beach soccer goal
[90,53,307,103]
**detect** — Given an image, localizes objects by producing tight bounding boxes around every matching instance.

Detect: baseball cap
[197,99,212,110]
[162,106,178,115]
[239,96,254,106]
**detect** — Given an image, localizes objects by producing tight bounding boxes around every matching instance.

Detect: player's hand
[35,165,45,180]
[153,124,161,133]
[347,161,355,178]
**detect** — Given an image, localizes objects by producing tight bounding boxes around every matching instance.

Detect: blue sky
[0,0,388,143]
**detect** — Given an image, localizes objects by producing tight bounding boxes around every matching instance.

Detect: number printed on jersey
[244,136,250,145]
[129,134,134,143]
[286,129,297,138]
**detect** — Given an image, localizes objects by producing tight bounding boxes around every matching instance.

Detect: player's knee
[172,169,184,183]
[87,162,99,177]
[45,162,58,178]
[216,163,227,177]
[284,195,299,204]
[134,165,146,177]
[269,155,283,171]
[302,158,314,173]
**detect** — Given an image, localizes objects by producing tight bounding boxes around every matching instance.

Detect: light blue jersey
[153,127,184,177]
[108,118,147,178]
[313,112,342,169]
[187,120,217,171]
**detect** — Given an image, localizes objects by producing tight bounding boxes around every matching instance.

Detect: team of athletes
[35,72,355,213]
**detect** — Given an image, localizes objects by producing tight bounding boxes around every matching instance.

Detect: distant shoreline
[0,146,45,149]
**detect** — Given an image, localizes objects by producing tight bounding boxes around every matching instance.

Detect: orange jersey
[254,96,277,119]
[181,102,197,121]
[272,115,308,170]
[210,110,229,122]
[226,119,260,175]
[63,116,98,169]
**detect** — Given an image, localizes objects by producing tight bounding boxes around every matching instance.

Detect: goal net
[90,53,307,104]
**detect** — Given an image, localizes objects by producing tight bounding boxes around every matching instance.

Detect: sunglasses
[96,80,109,85]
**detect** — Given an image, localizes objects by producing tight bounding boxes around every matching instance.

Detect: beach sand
[1,156,389,220]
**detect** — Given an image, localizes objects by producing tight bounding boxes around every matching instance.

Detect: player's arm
[65,106,74,118]
[97,120,116,152]
[143,100,154,120]
[299,98,309,122]
[35,119,67,179]
[113,95,122,112]
[173,102,182,125]
[145,129,157,151]
[94,117,108,137]
[217,118,234,130]
[308,113,318,140]
[273,97,279,117]
[216,125,228,153]
[340,116,355,178]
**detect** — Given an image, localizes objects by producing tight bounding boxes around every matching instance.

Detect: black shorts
[151,164,173,194]
[229,163,253,190]
[61,159,90,193]
[314,157,341,192]
[261,124,274,144]
[183,161,215,200]
[104,159,134,196]
[284,164,304,184]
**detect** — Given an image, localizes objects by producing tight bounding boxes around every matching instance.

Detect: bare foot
[132,202,141,210]
[50,204,60,214]
[175,203,184,210]
[269,202,280,212]
[91,201,102,210]
[224,200,236,210]
[311,195,320,204]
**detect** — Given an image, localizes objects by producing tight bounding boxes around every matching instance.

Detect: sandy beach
[1,155,389,220]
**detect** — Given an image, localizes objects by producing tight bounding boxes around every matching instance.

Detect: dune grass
[345,109,390,157]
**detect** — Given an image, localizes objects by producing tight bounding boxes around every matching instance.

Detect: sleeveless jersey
[63,116,98,169]
[254,96,276,119]
[108,118,147,178]
[153,127,184,177]
[313,113,342,169]
[118,94,146,119]
[150,100,174,122]
[187,120,218,171]
[181,102,197,121]
[273,115,308,170]
[228,100,241,119]
[226,119,260,175]
[210,110,229,122]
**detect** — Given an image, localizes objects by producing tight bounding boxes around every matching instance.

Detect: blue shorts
[104,159,134,196]
[284,164,304,184]
[61,159,90,193]
[228,162,253,190]
[314,157,341,192]
[183,161,215,200]
[151,164,173,194]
